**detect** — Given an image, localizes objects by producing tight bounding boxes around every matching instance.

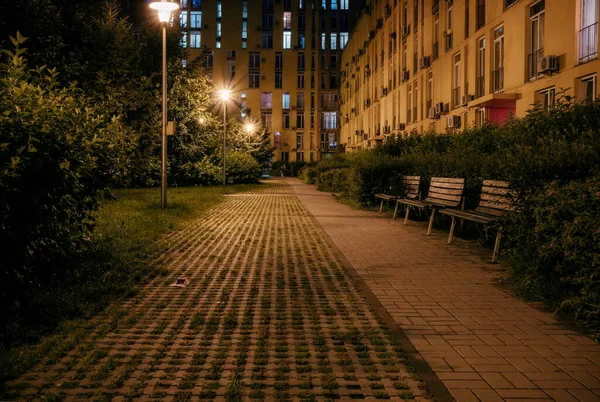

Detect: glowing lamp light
[218,89,232,101]
[245,123,255,133]
[150,0,179,23]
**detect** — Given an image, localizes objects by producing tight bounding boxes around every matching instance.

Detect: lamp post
[149,0,178,209]
[218,89,231,186]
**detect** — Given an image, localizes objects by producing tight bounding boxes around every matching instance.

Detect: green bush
[224,151,262,184]
[0,34,134,340]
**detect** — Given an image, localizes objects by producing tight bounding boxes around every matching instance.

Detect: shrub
[225,151,262,184]
[0,34,134,340]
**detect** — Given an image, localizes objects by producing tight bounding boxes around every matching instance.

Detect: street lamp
[218,89,231,186]
[149,0,178,208]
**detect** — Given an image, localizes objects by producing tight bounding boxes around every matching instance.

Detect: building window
[282,113,290,129]
[341,0,349,9]
[407,84,412,123]
[296,132,304,149]
[579,0,599,62]
[453,53,461,108]
[249,73,260,88]
[203,51,213,69]
[476,37,485,98]
[426,71,434,111]
[299,0,305,9]
[217,1,222,18]
[282,92,291,109]
[181,0,188,8]
[249,52,260,69]
[445,0,453,51]
[433,13,440,59]
[226,61,235,81]
[579,74,597,101]
[283,31,292,49]
[216,41,220,49]
[296,113,305,128]
[262,33,273,48]
[261,92,273,109]
[476,0,485,30]
[330,73,337,89]
[180,11,188,27]
[297,92,305,109]
[538,87,556,110]
[298,73,305,88]
[310,112,315,129]
[181,33,188,48]
[217,21,222,38]
[321,33,326,49]
[190,31,201,48]
[476,108,487,127]
[283,11,292,29]
[242,0,248,18]
[262,114,272,130]
[330,33,337,50]
[297,152,304,162]
[275,72,283,88]
[275,52,283,69]
[505,0,519,8]
[191,11,201,28]
[322,112,337,129]
[413,80,418,122]
[297,53,305,70]
[320,73,325,89]
[321,92,338,108]
[331,0,338,10]
[527,1,545,80]
[340,32,349,49]
[191,0,200,8]
[297,33,306,49]
[493,26,504,92]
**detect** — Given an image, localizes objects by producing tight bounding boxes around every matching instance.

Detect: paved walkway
[5,183,430,401]
[290,179,600,402]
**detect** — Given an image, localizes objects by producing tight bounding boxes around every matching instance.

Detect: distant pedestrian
[280,164,286,178]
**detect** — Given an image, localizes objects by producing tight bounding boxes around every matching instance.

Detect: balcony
[579,23,598,63]
[492,67,504,92]
[527,48,544,80]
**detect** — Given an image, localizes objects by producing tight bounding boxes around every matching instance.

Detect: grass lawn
[0,183,268,388]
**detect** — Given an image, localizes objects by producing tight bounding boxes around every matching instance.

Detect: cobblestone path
[291,180,600,402]
[5,184,432,401]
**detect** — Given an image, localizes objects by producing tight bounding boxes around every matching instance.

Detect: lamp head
[245,123,254,133]
[150,0,179,23]
[218,89,232,101]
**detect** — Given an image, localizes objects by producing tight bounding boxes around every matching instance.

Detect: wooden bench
[396,177,465,235]
[374,177,403,213]
[439,180,514,263]
[392,176,421,219]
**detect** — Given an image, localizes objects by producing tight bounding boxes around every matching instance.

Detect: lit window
[283,31,292,49]
[181,33,188,48]
[340,0,348,9]
[330,33,337,50]
[181,0,188,8]
[339,32,349,49]
[322,0,326,9]
[282,92,291,109]
[321,33,326,49]
[191,0,200,8]
[579,0,599,62]
[180,11,188,28]
[216,41,221,48]
[299,0,305,9]
[261,92,273,109]
[242,41,247,48]
[190,11,201,28]
[217,1,222,18]
[283,12,292,29]
[217,22,222,38]
[331,0,338,9]
[322,112,337,129]
[242,0,248,18]
[242,21,247,39]
[190,31,201,48]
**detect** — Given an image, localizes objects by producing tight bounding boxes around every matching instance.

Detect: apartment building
[177,0,354,162]
[339,0,600,150]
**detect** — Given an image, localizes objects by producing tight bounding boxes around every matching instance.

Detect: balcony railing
[579,23,598,63]
[476,76,485,98]
[452,86,461,108]
[492,67,504,92]
[527,48,544,80]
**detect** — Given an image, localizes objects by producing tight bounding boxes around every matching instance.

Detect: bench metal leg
[378,199,384,213]
[393,201,400,220]
[492,230,502,263]
[426,208,436,236]
[448,216,456,244]
[403,205,410,225]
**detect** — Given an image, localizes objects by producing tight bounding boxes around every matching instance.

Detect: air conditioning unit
[402,25,411,36]
[428,108,438,119]
[419,56,431,69]
[351,107,356,113]
[401,70,410,81]
[462,94,474,105]
[446,115,461,128]
[443,29,452,36]
[435,102,447,115]
[397,123,406,130]
[538,55,559,74]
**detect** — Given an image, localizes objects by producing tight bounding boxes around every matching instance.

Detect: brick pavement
[3,183,430,401]
[290,179,600,402]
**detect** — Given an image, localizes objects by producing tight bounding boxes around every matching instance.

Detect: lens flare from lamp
[218,89,232,101]
[245,123,254,133]
[150,0,179,22]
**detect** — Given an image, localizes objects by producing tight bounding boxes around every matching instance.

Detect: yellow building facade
[340,0,600,150]
[178,0,354,162]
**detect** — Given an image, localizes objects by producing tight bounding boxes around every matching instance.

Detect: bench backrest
[402,175,421,200]
[475,180,515,216]
[424,177,465,207]
[386,177,403,196]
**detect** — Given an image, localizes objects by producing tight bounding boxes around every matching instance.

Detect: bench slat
[425,197,461,207]
[439,209,496,224]
[431,177,465,184]
[429,187,464,196]
[474,206,507,216]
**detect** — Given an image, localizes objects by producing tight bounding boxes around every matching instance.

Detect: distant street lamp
[218,89,231,186]
[149,0,178,208]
